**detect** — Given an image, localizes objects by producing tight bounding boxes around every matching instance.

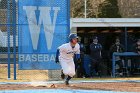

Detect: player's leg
[65,75,72,85]
[65,61,75,85]
[59,60,66,79]
[90,61,93,77]
[61,70,65,79]
[90,59,96,77]
[96,60,102,77]
[95,61,99,75]
[59,59,71,82]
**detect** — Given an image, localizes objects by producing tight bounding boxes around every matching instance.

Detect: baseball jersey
[58,42,80,60]
[90,43,102,60]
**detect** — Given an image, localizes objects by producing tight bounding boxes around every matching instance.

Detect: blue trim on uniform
[75,54,80,59]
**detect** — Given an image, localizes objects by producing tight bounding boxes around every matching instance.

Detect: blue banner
[18,0,70,70]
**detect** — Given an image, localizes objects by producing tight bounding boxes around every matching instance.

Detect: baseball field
[0,64,140,93]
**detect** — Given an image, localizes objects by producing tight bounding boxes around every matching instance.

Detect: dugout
[71,18,140,76]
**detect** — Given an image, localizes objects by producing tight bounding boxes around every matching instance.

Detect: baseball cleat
[61,73,65,79]
[65,80,69,85]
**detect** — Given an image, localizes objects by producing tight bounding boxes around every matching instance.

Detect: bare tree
[118,0,140,18]
[71,0,140,18]
[71,0,104,18]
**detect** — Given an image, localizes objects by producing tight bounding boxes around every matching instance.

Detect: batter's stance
[55,33,80,85]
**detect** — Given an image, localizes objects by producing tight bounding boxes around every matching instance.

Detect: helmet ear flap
[70,39,73,42]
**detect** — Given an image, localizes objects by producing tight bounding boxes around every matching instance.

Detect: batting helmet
[69,33,78,41]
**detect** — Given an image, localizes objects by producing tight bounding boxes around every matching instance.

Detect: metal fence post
[12,0,17,80]
[7,0,11,80]
[125,27,128,52]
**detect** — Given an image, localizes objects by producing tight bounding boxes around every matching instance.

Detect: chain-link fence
[0,0,62,82]
[0,0,17,80]
[0,0,140,82]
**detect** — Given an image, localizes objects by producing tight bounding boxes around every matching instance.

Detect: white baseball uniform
[58,42,80,77]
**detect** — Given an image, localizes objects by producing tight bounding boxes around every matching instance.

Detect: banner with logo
[18,0,70,70]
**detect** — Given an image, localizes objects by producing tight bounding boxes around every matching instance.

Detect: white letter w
[23,6,60,50]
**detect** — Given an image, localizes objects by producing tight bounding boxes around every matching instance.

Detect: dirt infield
[0,64,140,92]
[0,82,140,92]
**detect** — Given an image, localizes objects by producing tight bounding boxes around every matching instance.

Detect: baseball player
[55,33,80,85]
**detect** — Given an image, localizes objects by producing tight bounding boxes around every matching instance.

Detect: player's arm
[55,44,65,63]
[98,44,102,50]
[55,48,60,63]
[98,44,102,58]
[75,50,80,59]
[75,44,81,62]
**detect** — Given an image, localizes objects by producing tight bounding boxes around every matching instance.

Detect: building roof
[70,18,140,28]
